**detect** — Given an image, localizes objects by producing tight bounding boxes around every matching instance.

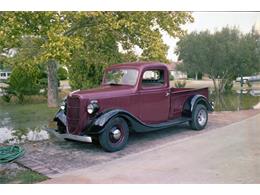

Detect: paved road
[43,112,260,184]
[16,110,259,177]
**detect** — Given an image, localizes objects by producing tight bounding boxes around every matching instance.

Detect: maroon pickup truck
[54,62,213,152]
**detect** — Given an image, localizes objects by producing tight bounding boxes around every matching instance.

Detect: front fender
[85,109,123,135]
[54,109,67,126]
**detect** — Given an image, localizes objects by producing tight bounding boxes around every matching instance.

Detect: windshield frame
[102,68,140,87]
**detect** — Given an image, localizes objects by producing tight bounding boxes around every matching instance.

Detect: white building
[0,69,11,81]
[167,62,187,80]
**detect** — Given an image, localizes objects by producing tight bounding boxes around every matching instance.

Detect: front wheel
[57,120,66,134]
[189,104,208,131]
[99,117,129,152]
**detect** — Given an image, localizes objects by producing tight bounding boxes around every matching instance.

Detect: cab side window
[142,69,165,88]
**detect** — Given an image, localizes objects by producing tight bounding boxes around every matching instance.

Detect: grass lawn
[0,168,48,184]
[0,103,57,130]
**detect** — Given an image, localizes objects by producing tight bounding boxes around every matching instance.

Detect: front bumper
[53,109,92,143]
[51,129,92,143]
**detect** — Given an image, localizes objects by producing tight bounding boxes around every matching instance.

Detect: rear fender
[182,95,213,117]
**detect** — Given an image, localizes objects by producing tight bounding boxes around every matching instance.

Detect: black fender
[54,109,67,126]
[182,95,214,117]
[85,109,190,135]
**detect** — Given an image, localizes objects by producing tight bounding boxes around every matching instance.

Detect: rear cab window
[142,69,165,88]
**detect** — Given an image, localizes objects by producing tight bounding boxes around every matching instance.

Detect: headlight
[87,104,95,114]
[60,98,67,110]
[87,102,99,114]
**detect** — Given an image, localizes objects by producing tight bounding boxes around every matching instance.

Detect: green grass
[209,91,260,111]
[0,103,57,130]
[0,169,48,184]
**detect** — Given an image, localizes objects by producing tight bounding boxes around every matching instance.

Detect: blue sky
[164,12,260,61]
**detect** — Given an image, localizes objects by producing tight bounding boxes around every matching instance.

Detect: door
[138,68,170,124]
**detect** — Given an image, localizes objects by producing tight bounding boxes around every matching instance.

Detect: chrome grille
[67,96,80,133]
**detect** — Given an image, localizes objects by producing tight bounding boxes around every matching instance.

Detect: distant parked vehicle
[236,75,260,83]
[236,89,260,96]
[250,89,260,96]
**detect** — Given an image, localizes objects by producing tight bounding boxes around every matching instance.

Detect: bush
[57,66,68,80]
[1,93,11,102]
[174,80,186,88]
[224,80,234,91]
[169,74,174,81]
[4,64,41,103]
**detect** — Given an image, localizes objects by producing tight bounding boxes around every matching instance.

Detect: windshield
[103,69,139,86]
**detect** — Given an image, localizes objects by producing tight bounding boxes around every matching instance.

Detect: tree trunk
[47,59,59,107]
[212,78,218,94]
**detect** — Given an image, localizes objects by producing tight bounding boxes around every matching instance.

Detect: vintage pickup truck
[54,62,213,152]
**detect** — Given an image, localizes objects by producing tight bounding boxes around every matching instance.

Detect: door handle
[165,92,170,97]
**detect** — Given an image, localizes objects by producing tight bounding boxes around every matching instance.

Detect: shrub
[174,80,186,88]
[4,64,41,103]
[169,74,174,81]
[57,66,68,81]
[1,93,11,102]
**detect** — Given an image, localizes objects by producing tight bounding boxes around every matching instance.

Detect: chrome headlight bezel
[60,97,67,110]
[87,103,95,114]
[87,101,99,115]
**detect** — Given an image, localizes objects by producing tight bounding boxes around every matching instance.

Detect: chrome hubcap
[197,109,207,126]
[111,129,121,140]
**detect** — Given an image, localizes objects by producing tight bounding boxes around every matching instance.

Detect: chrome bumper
[50,129,92,143]
[60,133,92,143]
[53,109,92,143]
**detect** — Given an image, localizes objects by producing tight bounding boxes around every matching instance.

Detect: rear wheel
[99,117,129,152]
[190,104,208,130]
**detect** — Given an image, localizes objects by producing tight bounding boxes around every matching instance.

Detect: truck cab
[54,62,213,152]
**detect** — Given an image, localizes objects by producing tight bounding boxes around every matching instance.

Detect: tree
[65,12,194,89]
[0,12,193,104]
[176,27,260,94]
[0,12,83,107]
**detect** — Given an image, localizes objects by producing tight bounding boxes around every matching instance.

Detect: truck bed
[169,87,209,119]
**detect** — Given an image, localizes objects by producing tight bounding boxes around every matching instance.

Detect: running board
[125,116,191,133]
[148,117,191,128]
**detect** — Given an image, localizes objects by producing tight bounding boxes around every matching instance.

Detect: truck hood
[71,85,135,100]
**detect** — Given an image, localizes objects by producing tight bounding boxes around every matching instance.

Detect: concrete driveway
[43,112,260,184]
